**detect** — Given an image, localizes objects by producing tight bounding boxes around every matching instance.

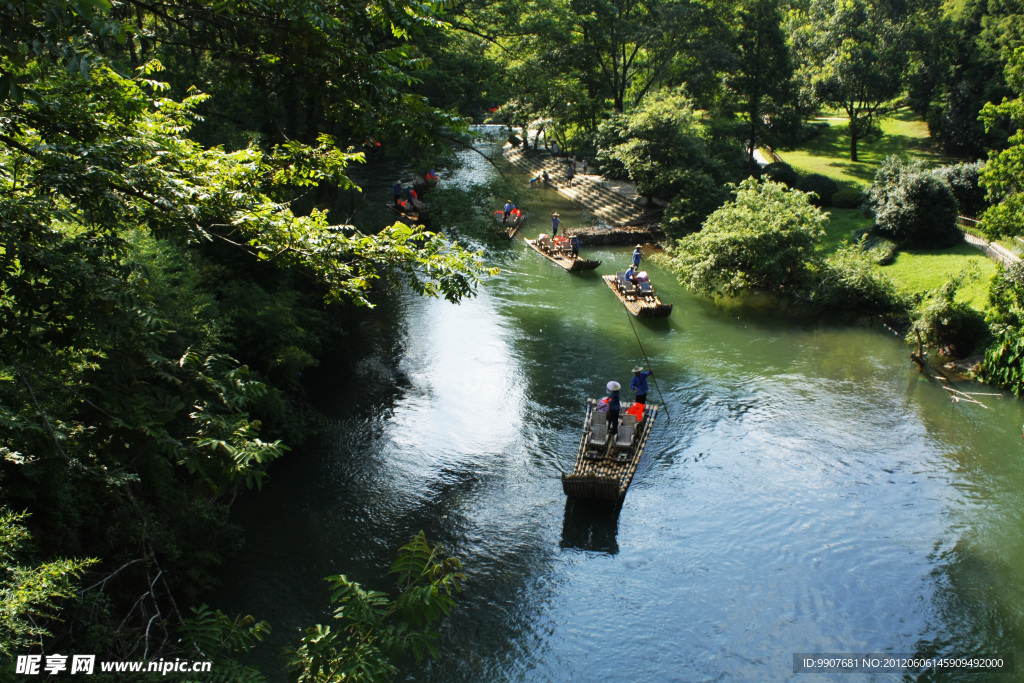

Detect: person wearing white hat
[606,381,622,435]
[632,244,643,269]
[631,366,652,405]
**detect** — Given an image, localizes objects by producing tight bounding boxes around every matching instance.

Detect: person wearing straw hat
[605,381,622,435]
[631,366,653,405]
[551,211,560,236]
[503,200,515,223]
[632,244,643,269]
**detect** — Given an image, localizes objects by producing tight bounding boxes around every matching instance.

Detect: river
[215,135,1024,681]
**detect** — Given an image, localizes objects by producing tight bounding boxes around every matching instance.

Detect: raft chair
[586,423,610,457]
[612,423,634,461]
[638,282,653,296]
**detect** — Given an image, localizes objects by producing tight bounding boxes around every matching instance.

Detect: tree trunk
[850,122,859,162]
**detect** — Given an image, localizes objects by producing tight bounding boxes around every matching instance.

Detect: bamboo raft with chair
[602,273,672,317]
[494,209,525,239]
[561,398,659,502]
[525,235,601,271]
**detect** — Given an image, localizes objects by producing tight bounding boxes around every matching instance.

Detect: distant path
[503,145,660,227]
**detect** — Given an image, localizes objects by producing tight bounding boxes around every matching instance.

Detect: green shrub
[859,233,898,265]
[866,156,961,248]
[909,268,991,356]
[933,161,986,218]
[832,188,866,209]
[797,174,839,206]
[762,161,799,188]
[810,243,905,313]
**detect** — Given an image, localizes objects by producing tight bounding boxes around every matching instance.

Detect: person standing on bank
[631,366,652,405]
[606,381,621,435]
[632,244,642,269]
[551,212,560,237]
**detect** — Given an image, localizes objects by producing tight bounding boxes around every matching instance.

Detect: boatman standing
[503,200,515,223]
[606,381,621,435]
[632,244,643,269]
[570,235,580,258]
[551,212,560,236]
[631,366,652,405]
[393,181,403,206]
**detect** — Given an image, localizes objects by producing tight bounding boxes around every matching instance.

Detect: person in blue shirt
[503,200,515,223]
[632,244,642,268]
[631,366,653,405]
[606,381,621,435]
[624,265,637,287]
[392,181,403,206]
[551,212,560,236]
[570,235,580,258]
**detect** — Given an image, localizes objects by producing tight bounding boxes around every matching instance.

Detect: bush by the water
[981,263,1024,395]
[831,188,866,209]
[762,161,799,188]
[866,156,961,248]
[796,174,839,206]
[810,243,905,313]
[932,161,986,218]
[909,268,991,356]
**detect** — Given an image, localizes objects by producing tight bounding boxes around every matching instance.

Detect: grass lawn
[818,208,873,253]
[880,244,997,309]
[778,108,962,188]
[816,209,996,311]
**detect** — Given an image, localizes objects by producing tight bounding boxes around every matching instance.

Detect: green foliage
[832,188,866,209]
[171,605,270,683]
[595,88,739,236]
[729,0,798,157]
[866,156,961,248]
[909,267,991,355]
[809,242,904,313]
[665,178,827,297]
[859,234,898,266]
[287,532,464,682]
[0,0,490,666]
[796,173,839,206]
[979,46,1024,238]
[762,162,799,188]
[0,510,94,655]
[981,263,1024,395]
[933,161,987,218]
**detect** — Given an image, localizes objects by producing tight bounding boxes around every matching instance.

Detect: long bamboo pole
[622,305,670,423]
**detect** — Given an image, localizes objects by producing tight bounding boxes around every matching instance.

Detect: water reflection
[560,499,621,555]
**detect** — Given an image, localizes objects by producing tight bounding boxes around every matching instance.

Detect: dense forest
[2,0,1024,679]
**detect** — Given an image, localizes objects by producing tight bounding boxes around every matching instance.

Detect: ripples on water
[215,144,1024,682]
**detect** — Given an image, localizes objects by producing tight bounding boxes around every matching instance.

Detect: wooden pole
[623,304,670,423]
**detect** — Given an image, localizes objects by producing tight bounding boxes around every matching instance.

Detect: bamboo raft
[387,201,428,225]
[494,210,525,239]
[561,399,659,502]
[602,273,672,317]
[525,238,601,271]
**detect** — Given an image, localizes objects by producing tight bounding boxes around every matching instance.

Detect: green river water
[215,135,1024,681]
